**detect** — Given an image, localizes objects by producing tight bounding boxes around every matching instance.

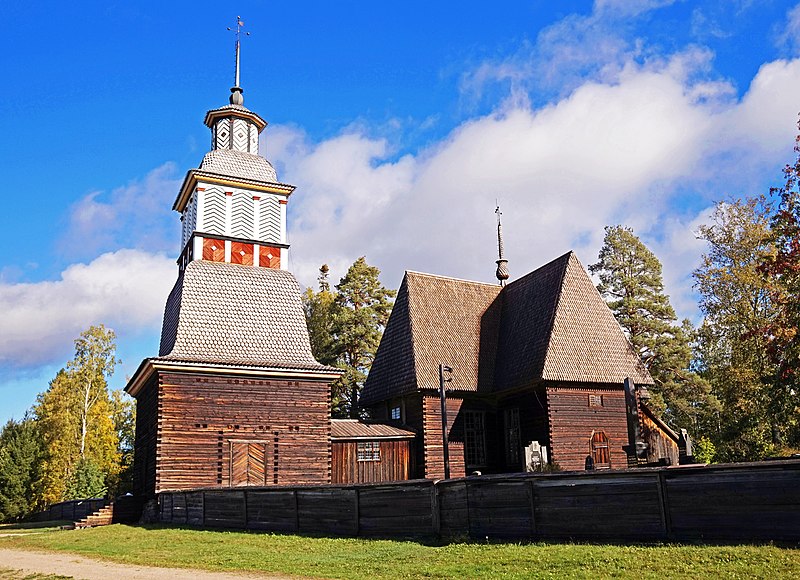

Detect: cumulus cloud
[60,163,181,260]
[270,51,800,322]
[0,250,176,369]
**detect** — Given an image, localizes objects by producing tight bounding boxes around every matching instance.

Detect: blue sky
[2,0,800,423]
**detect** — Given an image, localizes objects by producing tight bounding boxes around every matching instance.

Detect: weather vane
[227,16,250,89]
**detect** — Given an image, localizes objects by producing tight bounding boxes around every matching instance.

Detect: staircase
[73,502,114,528]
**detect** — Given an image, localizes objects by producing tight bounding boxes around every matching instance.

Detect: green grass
[0,522,72,535]
[0,522,798,579]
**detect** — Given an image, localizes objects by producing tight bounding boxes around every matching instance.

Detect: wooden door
[590,431,610,469]
[230,441,268,486]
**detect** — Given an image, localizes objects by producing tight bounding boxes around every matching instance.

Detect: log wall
[546,386,629,470]
[157,459,800,543]
[152,371,332,493]
[422,395,465,479]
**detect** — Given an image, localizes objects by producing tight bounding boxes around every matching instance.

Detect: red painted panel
[203,238,225,262]
[259,246,281,269]
[230,241,254,266]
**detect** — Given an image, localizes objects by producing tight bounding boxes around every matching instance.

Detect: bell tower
[172,17,292,272]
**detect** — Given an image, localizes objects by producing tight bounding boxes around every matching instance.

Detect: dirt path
[0,548,298,580]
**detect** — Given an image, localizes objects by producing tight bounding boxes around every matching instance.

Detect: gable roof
[361,251,652,405]
[361,272,501,405]
[157,260,334,373]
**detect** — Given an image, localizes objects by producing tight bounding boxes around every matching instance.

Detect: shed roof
[330,419,416,440]
[361,251,652,406]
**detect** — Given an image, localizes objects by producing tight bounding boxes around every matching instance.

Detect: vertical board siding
[331,440,412,484]
[357,483,434,537]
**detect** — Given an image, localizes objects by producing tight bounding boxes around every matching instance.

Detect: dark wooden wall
[331,440,413,484]
[133,374,159,497]
[641,412,679,465]
[546,386,629,470]
[157,459,800,542]
[148,371,331,493]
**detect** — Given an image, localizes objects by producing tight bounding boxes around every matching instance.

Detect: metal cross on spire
[227,16,250,105]
[495,203,510,286]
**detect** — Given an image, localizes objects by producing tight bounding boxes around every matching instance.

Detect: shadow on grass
[0,521,73,532]
[128,523,800,550]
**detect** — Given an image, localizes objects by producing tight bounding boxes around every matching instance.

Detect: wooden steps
[73,502,114,529]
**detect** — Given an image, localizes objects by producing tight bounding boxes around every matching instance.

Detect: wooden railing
[157,459,800,542]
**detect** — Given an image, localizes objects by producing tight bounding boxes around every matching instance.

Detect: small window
[504,408,521,467]
[391,406,401,421]
[464,411,487,468]
[589,394,603,407]
[357,441,380,462]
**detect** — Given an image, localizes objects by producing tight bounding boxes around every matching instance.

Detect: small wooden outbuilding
[330,420,416,484]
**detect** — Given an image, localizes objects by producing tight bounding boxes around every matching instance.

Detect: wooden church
[126,39,680,497]
[361,215,681,477]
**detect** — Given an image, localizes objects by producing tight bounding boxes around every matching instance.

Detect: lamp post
[439,364,453,480]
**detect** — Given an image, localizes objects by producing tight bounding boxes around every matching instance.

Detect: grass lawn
[0,522,799,579]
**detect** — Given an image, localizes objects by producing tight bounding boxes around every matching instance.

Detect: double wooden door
[230,440,270,486]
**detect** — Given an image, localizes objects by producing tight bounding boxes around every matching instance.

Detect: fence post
[354,488,360,536]
[293,489,300,533]
[528,479,538,538]
[431,481,441,537]
[657,470,673,540]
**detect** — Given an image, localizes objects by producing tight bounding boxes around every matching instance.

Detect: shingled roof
[360,251,652,406]
[199,149,278,184]
[157,260,334,372]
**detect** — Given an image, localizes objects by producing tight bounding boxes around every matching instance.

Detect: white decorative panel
[202,188,226,235]
[249,124,258,153]
[259,196,281,243]
[230,191,254,239]
[181,194,198,248]
[232,119,249,152]
[214,119,231,150]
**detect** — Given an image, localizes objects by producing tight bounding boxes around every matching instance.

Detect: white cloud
[777,3,800,54]
[61,163,181,259]
[271,53,800,322]
[0,250,175,368]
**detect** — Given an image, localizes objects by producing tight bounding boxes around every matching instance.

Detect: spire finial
[495,203,509,286]
[227,16,249,105]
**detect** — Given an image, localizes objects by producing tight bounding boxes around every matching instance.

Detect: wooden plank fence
[157,459,800,542]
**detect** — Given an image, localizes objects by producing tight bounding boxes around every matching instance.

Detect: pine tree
[302,265,338,366]
[591,225,716,430]
[0,416,44,522]
[303,258,395,417]
[330,257,395,418]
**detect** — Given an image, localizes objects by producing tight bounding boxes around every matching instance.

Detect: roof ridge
[538,251,574,379]
[404,275,420,392]
[405,270,500,288]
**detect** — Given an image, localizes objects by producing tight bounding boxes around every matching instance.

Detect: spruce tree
[0,416,44,522]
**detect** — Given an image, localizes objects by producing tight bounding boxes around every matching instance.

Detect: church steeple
[171,19,294,273]
[495,204,509,286]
